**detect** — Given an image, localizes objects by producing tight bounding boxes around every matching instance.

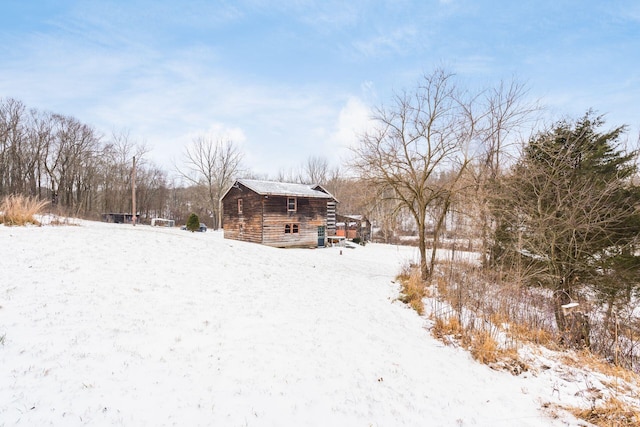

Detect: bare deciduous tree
[0,98,170,221]
[303,155,329,184]
[177,136,243,229]
[43,114,102,213]
[0,98,29,196]
[351,68,475,280]
[272,156,331,185]
[101,130,148,215]
[473,79,542,267]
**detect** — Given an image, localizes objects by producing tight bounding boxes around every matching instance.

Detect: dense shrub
[186,213,200,232]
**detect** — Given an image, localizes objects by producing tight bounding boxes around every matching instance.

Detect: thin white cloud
[350,26,420,59]
[332,97,372,147]
[327,96,373,169]
[182,124,247,146]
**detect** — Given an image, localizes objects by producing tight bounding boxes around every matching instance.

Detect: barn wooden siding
[222,184,263,244]
[222,182,330,248]
[262,195,327,248]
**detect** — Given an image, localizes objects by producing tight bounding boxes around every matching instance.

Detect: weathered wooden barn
[221,179,337,248]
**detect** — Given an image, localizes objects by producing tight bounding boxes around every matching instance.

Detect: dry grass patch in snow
[0,194,48,226]
[563,351,634,381]
[396,262,530,373]
[432,315,463,341]
[395,264,427,315]
[567,396,640,427]
[431,315,527,372]
[414,259,640,426]
[427,261,559,362]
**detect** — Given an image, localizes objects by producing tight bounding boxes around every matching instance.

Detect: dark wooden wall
[222,183,329,248]
[262,195,327,248]
[222,184,263,244]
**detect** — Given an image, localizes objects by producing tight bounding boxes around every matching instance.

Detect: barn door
[317,226,326,247]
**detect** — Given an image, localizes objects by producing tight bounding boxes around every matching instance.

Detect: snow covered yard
[1,221,591,426]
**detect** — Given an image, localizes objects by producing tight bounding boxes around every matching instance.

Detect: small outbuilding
[102,213,136,224]
[222,179,337,248]
[151,218,175,227]
[336,214,372,242]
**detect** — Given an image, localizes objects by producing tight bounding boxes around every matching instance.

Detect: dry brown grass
[47,216,80,226]
[395,263,414,282]
[396,266,426,315]
[469,330,500,364]
[489,311,510,326]
[561,350,640,386]
[431,316,528,372]
[433,274,449,294]
[507,322,556,347]
[421,260,640,425]
[428,262,563,363]
[567,397,640,427]
[467,329,523,370]
[432,315,463,340]
[0,194,48,226]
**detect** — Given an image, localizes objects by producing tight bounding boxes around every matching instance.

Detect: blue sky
[1,0,639,176]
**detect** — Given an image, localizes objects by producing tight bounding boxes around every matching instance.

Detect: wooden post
[132,156,137,226]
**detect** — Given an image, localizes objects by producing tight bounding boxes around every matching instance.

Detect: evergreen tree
[492,112,640,338]
[186,213,200,232]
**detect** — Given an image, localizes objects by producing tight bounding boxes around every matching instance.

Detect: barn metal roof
[233,179,335,199]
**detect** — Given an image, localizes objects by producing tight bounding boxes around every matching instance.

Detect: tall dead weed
[396,264,427,315]
[0,194,48,226]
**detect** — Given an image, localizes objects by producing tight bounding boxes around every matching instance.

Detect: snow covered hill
[1,221,592,426]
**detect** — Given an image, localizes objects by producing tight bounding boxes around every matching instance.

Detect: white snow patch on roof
[238,178,334,198]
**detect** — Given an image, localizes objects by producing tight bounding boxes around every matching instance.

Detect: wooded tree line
[0,97,228,225]
[1,98,155,217]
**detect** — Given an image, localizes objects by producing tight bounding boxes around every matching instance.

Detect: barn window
[238,198,243,214]
[284,223,299,234]
[287,197,297,212]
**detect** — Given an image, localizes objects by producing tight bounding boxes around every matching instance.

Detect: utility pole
[132,156,137,226]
